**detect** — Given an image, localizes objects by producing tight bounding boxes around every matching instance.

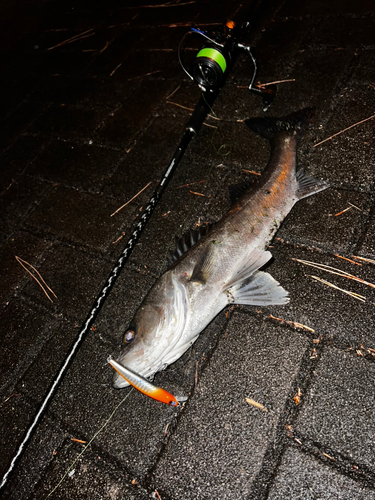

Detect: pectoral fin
[224,249,273,290]
[296,170,329,200]
[225,271,289,306]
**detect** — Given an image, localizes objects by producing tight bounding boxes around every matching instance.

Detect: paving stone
[29,75,135,108]
[0,175,51,236]
[29,103,108,140]
[264,47,356,117]
[0,230,51,305]
[259,242,375,349]
[96,79,176,148]
[32,439,151,500]
[312,16,375,48]
[152,312,310,499]
[13,317,86,405]
[0,399,66,500]
[308,87,375,192]
[357,210,375,258]
[278,187,372,253]
[350,50,375,86]
[268,447,375,500]
[85,28,145,78]
[22,243,115,321]
[0,135,45,193]
[25,186,133,251]
[278,0,375,17]
[0,299,58,396]
[295,348,375,470]
[0,101,47,151]
[26,141,125,194]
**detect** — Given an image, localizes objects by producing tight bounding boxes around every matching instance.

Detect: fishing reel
[178,20,276,107]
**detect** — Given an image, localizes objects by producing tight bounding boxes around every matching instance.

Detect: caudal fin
[244,107,315,141]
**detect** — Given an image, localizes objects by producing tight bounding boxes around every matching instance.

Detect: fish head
[112,272,189,389]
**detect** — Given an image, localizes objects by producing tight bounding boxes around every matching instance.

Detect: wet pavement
[1,0,374,498]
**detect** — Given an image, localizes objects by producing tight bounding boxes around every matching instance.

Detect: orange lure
[108,356,182,406]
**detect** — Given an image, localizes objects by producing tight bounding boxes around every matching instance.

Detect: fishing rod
[0,17,275,495]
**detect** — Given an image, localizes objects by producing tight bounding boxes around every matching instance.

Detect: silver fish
[113,108,328,389]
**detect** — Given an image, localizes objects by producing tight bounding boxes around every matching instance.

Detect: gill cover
[113,273,189,388]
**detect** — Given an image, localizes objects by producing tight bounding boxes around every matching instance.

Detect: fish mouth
[112,340,161,389]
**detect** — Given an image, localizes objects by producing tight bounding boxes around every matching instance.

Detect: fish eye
[124,330,135,343]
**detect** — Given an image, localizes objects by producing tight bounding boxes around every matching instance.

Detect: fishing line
[45,388,134,499]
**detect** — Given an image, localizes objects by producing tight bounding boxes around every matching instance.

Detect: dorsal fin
[167,224,214,267]
[190,242,216,285]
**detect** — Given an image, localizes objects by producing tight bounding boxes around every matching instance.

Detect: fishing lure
[107,356,186,406]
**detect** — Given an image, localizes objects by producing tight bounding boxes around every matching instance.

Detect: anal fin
[226,271,289,306]
[296,170,329,200]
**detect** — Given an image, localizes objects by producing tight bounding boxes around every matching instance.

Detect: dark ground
[1,0,375,498]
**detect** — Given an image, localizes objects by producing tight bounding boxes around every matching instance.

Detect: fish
[107,356,186,405]
[112,107,329,389]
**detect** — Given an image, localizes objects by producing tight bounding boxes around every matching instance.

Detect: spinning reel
[178,20,276,107]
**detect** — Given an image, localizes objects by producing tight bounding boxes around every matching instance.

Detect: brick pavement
[0,0,374,498]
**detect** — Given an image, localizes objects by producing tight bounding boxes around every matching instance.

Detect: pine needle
[47,29,95,51]
[15,256,57,302]
[309,275,366,302]
[352,255,375,265]
[245,398,268,412]
[269,314,315,332]
[111,182,151,216]
[314,113,375,147]
[293,258,375,289]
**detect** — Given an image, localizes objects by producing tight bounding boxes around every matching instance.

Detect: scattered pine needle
[16,256,57,302]
[165,85,181,100]
[314,113,375,147]
[257,78,296,87]
[245,398,268,412]
[269,314,315,333]
[166,100,222,121]
[128,70,161,81]
[47,28,95,51]
[189,190,205,197]
[112,232,126,244]
[242,169,261,175]
[154,490,162,500]
[348,202,362,211]
[335,254,361,266]
[3,393,20,404]
[322,452,335,460]
[309,275,366,302]
[110,63,122,77]
[71,438,86,444]
[334,206,352,216]
[293,258,375,290]
[352,255,375,265]
[111,182,151,216]
[178,180,205,189]
[167,101,194,112]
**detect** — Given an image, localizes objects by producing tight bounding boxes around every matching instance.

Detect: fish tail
[244,107,315,141]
